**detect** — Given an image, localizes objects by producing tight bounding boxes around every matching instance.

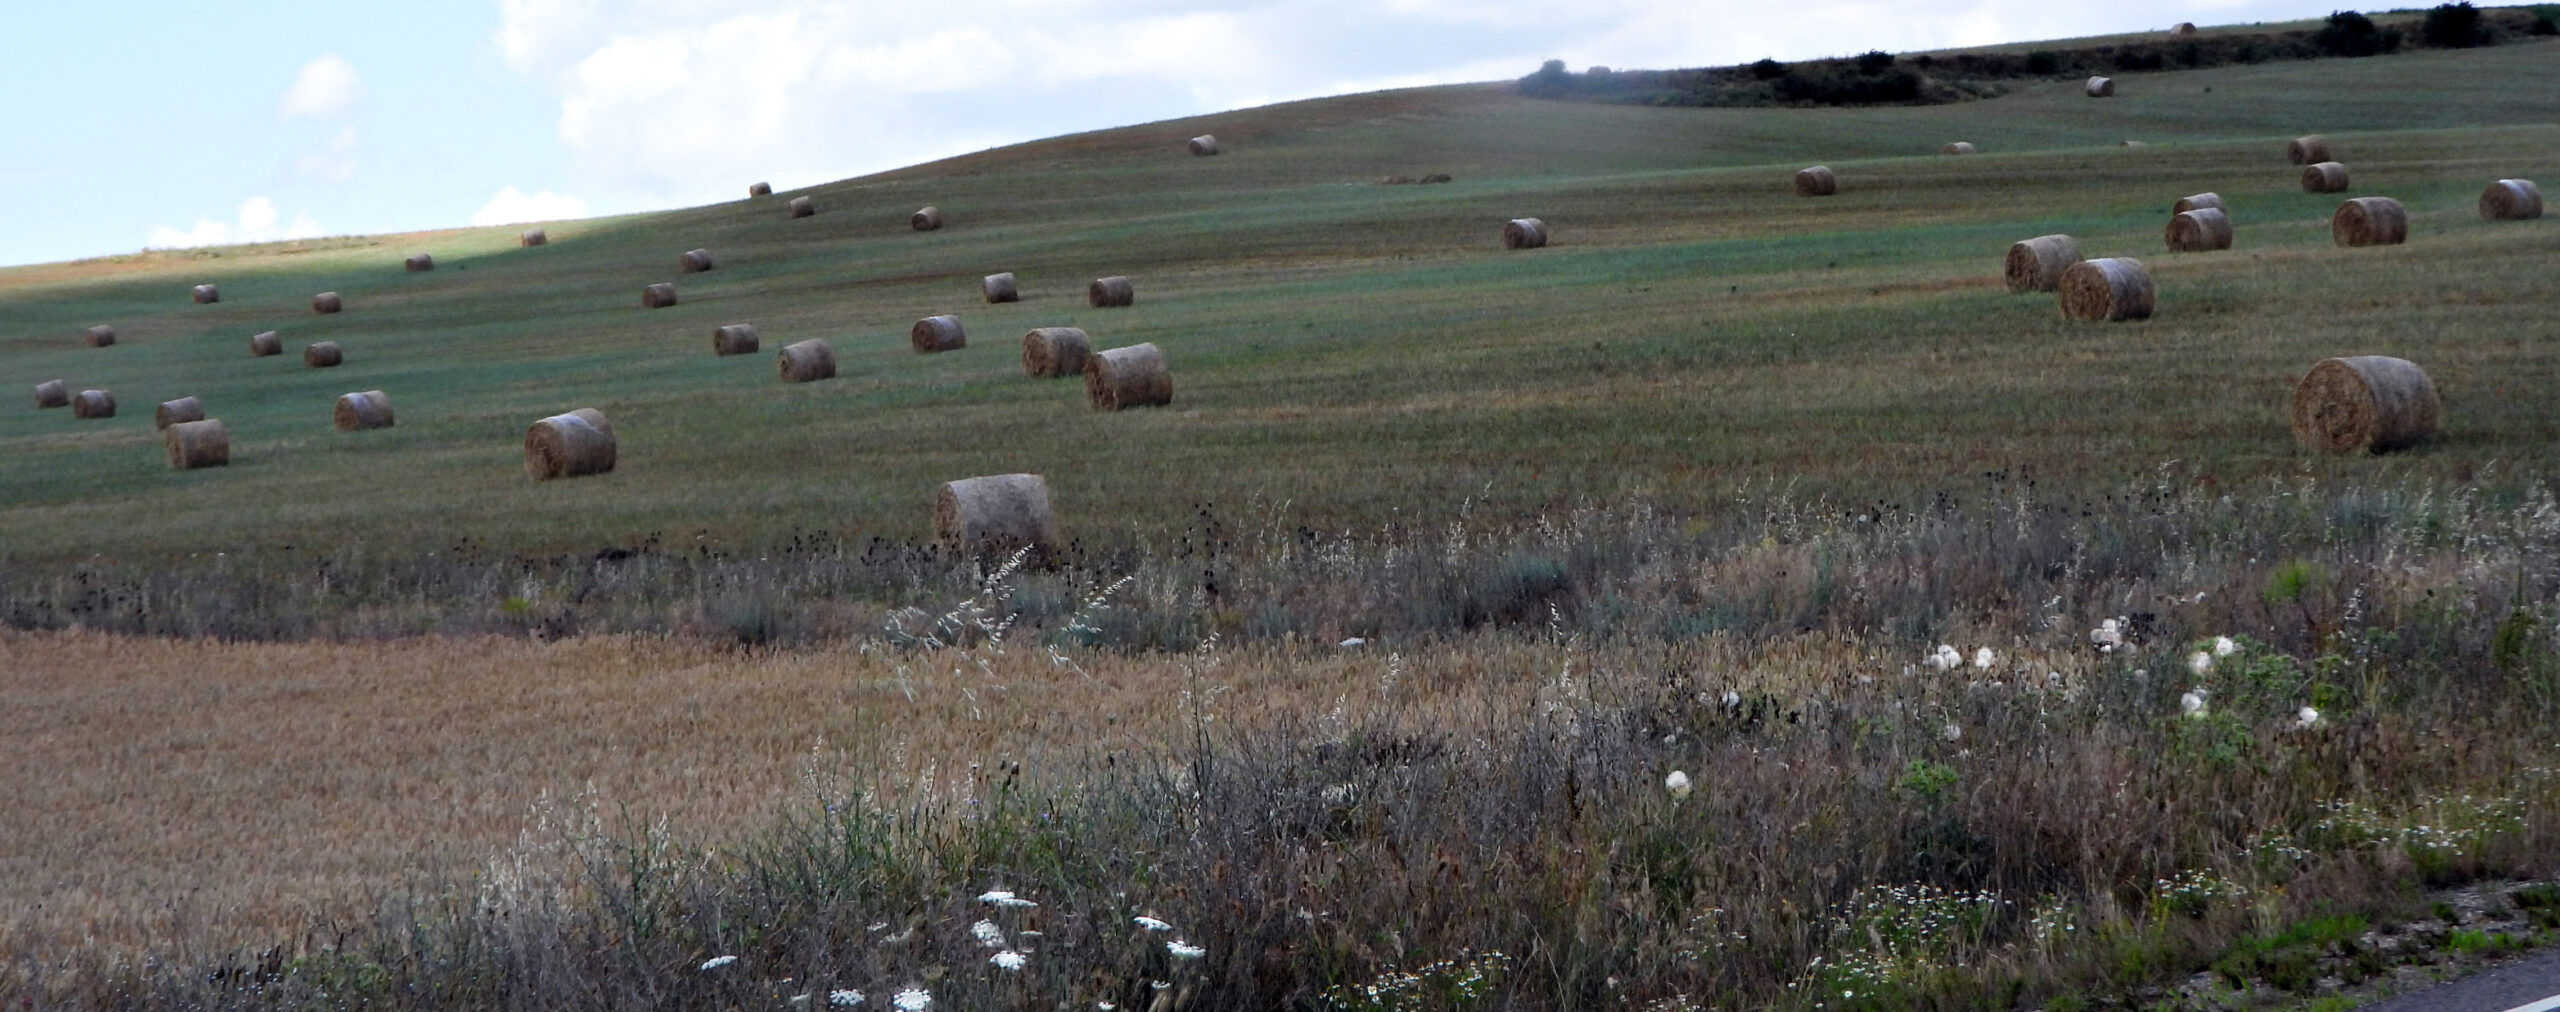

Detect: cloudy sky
[2,0,2342,267]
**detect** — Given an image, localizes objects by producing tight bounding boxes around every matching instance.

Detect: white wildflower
[2212,636,2237,657]
[2180,690,2208,717]
[2295,706,2321,730]
[700,955,738,971]
[830,990,865,1007]
[2091,618,2126,652]
[978,889,1036,908]
[1665,770,1692,800]
[1926,644,1961,671]
[2188,651,2213,677]
[1167,940,1207,960]
[1942,722,1962,743]
[971,919,1006,947]
[1973,647,1996,669]
[991,950,1027,971]
[1339,637,1365,648]
[891,989,932,1012]
[1721,690,1742,707]
[1133,915,1174,932]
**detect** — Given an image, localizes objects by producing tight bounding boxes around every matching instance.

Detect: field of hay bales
[5,32,2560,1011]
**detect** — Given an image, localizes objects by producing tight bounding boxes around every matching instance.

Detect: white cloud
[147,197,323,249]
[280,54,362,118]
[470,185,590,226]
[295,126,360,183]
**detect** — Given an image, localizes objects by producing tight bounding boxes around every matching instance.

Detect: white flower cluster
[2090,617,2129,652]
[1665,770,1693,800]
[1922,645,1999,671]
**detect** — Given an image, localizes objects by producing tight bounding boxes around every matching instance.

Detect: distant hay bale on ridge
[2058,257,2155,321]
[788,196,814,219]
[2292,356,2438,453]
[2085,76,2115,97]
[911,206,943,231]
[34,379,68,409]
[2172,192,2223,214]
[154,395,205,431]
[192,284,219,304]
[305,341,344,368]
[911,315,966,353]
[521,228,547,247]
[334,390,394,431]
[1795,165,1837,197]
[1088,276,1135,308]
[642,283,678,309]
[2481,179,2543,220]
[778,339,836,382]
[406,254,434,272]
[2288,135,2331,166]
[165,419,229,470]
[2301,162,2349,193]
[86,325,116,348]
[1022,327,1092,378]
[1941,142,1976,155]
[936,473,1059,557]
[713,323,761,356]
[72,389,115,419]
[250,331,282,357]
[748,181,772,198]
[2172,22,2198,35]
[1188,134,1219,157]
[1503,218,1548,249]
[2332,196,2408,247]
[1086,342,1171,410]
[524,408,616,480]
[680,248,714,273]
[983,272,1019,303]
[2165,207,2234,252]
[313,291,343,314]
[2004,234,2081,293]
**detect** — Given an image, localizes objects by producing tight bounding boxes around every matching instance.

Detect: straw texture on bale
[2057,258,2156,322]
[250,331,282,357]
[788,196,813,218]
[521,228,547,247]
[1188,135,1218,157]
[2301,162,2349,193]
[35,379,68,409]
[1503,218,1549,249]
[154,396,205,431]
[1085,342,1172,411]
[406,254,434,272]
[642,283,678,309]
[1941,142,1976,155]
[313,292,343,314]
[2288,135,2331,165]
[2085,76,2114,97]
[911,315,966,353]
[524,409,616,480]
[2332,196,2408,247]
[334,390,394,431]
[305,341,344,368]
[192,284,219,304]
[713,324,761,356]
[2292,356,2439,453]
[680,249,714,273]
[1794,165,1837,197]
[1088,276,1135,308]
[748,181,772,197]
[2005,235,2081,294]
[1021,327,1092,378]
[2165,207,2234,252]
[72,390,115,419]
[165,419,229,470]
[936,474,1060,556]
[777,339,836,382]
[2480,179,2543,221]
[86,325,115,348]
[2172,192,2223,214]
[911,207,943,231]
[983,272,1019,304]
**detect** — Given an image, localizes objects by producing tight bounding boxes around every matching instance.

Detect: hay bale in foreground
[2165,207,2234,252]
[2292,356,2439,453]
[1794,165,1837,197]
[1088,276,1135,308]
[305,341,344,368]
[34,380,68,409]
[2004,235,2080,293]
[911,206,943,231]
[250,331,282,357]
[524,409,616,479]
[2172,192,2223,214]
[406,254,435,272]
[1503,218,1548,249]
[912,315,966,353]
[1188,135,1218,157]
[165,419,229,470]
[2288,135,2331,166]
[2057,258,2155,322]
[1941,141,1976,155]
[86,325,115,348]
[154,395,205,431]
[778,339,836,382]
[192,284,219,304]
[1086,342,1171,410]
[313,291,343,314]
[2481,179,2543,220]
[2085,76,2114,97]
[788,196,813,218]
[1022,327,1092,378]
[936,474,1059,556]
[520,228,547,247]
[334,390,394,431]
[72,390,115,419]
[748,181,772,197]
[680,248,714,273]
[2301,162,2349,193]
[983,272,1019,304]
[2332,196,2408,247]
[641,283,678,309]
[712,324,761,356]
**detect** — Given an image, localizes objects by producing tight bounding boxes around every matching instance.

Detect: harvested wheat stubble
[680,249,714,273]
[983,272,1019,304]
[712,324,761,356]
[191,284,219,304]
[2085,76,2114,97]
[936,473,1060,556]
[2172,192,2223,214]
[520,228,547,247]
[2480,179,2543,220]
[85,325,115,348]
[1941,142,1976,155]
[1503,218,1549,249]
[164,419,228,470]
[333,390,393,431]
[1021,327,1092,378]
[313,292,343,314]
[2332,196,2409,247]
[2166,207,2234,252]
[72,390,114,419]
[34,379,68,409]
[405,254,434,272]
[1794,165,1837,197]
[748,181,772,197]
[788,196,813,218]
[1086,342,1172,410]
[2288,135,2332,165]
[912,315,966,353]
[642,283,678,309]
[2302,162,2350,193]
[304,341,344,368]
[1188,134,1218,157]
[249,331,282,357]
[2058,258,2155,322]
[523,409,616,479]
[154,396,204,431]
[777,339,835,382]
[2292,356,2439,453]
[911,206,943,231]
[2005,235,2080,293]
[1088,276,1135,308]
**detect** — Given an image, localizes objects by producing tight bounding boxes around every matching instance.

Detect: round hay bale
[2004,234,2081,294]
[1502,218,1549,249]
[748,181,773,198]
[520,228,547,247]
[2480,179,2543,221]
[680,248,714,273]
[192,284,219,304]
[2332,196,2408,247]
[250,331,282,357]
[1022,327,1092,378]
[2173,22,2198,35]
[334,390,394,431]
[777,339,836,382]
[2085,76,2115,97]
[305,341,344,368]
[165,419,229,470]
[34,379,68,409]
[1086,342,1172,410]
[85,325,116,348]
[2057,257,2156,322]
[1089,276,1135,308]
[1794,165,1837,197]
[2292,356,2439,453]
[2301,162,2349,193]
[1188,135,1219,157]
[2287,135,2331,166]
[154,395,205,431]
[983,272,1019,304]
[405,253,435,272]
[523,410,616,479]
[788,196,814,219]
[2120,140,2148,147]
[2165,207,2234,252]
[1941,141,1976,155]
[313,291,343,314]
[936,473,1060,556]
[2172,192,2223,214]
[712,323,761,356]
[72,389,115,419]
[911,206,943,231]
[912,315,966,353]
[641,282,678,309]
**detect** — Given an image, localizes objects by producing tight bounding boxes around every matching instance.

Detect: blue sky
[1,0,2344,267]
